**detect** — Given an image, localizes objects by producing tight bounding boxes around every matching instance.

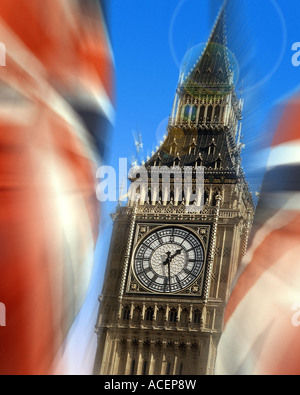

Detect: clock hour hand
[162,251,172,266]
[163,249,182,266]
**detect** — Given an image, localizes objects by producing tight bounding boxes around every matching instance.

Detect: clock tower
[93,4,254,376]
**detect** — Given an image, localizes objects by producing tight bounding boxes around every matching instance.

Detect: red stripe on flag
[271,97,300,147]
[0,0,112,375]
[0,0,113,98]
[224,212,300,326]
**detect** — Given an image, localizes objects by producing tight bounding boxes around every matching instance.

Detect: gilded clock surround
[128,224,210,297]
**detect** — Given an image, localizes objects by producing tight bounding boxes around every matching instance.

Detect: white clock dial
[133,227,205,294]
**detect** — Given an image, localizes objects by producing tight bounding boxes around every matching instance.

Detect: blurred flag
[0,0,113,375]
[216,94,300,375]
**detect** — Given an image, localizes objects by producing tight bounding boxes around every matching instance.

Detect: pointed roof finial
[134,130,143,154]
[184,0,231,86]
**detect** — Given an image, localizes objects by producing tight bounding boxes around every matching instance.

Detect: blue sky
[99,0,300,264]
[105,0,300,194]
[66,0,300,373]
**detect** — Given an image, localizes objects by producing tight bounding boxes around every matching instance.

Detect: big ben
[93,3,254,376]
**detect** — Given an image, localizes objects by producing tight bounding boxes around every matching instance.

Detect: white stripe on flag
[216,243,300,375]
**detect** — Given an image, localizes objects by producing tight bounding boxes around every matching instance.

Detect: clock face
[133,227,205,294]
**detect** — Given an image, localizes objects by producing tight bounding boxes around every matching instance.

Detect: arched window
[196,154,203,168]
[199,106,205,123]
[191,106,197,122]
[215,158,222,170]
[122,306,130,321]
[145,307,154,322]
[207,105,213,123]
[183,105,190,120]
[193,309,201,324]
[169,308,178,323]
[214,105,221,123]
[208,145,215,156]
[173,156,181,167]
[133,306,142,323]
[208,140,216,156]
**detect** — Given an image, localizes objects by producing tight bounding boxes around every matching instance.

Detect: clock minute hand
[169,249,182,262]
[166,249,182,290]
[161,252,172,291]
[168,261,171,291]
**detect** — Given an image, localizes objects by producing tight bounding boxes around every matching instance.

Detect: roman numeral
[175,276,182,289]
[180,235,189,245]
[152,274,159,282]
[186,247,195,253]
[163,277,168,293]
[157,237,163,245]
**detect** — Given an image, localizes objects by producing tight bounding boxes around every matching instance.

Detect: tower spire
[184,1,231,87]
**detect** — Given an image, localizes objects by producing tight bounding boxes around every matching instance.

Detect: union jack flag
[0,0,113,375]
[216,94,300,375]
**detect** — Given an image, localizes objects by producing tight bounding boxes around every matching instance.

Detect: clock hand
[163,249,182,266]
[169,249,182,261]
[167,249,182,290]
[162,250,182,291]
[167,260,171,291]
[162,251,172,266]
